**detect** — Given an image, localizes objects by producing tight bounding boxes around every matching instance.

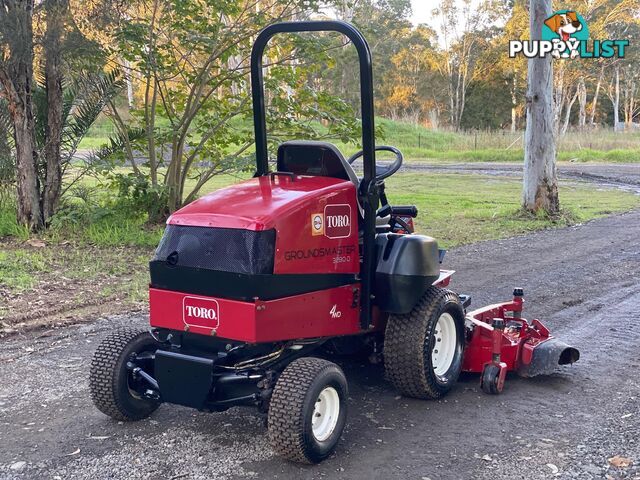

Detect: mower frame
[251,20,379,329]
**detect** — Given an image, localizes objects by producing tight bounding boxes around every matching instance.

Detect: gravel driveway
[1,210,639,480]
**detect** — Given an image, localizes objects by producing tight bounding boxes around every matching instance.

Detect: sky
[410,0,434,26]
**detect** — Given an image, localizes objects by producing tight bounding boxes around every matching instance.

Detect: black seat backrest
[276,141,356,183]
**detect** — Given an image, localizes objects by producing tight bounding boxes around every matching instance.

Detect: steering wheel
[346,145,403,181]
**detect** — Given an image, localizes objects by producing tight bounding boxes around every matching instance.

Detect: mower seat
[277,141,388,228]
[276,141,359,186]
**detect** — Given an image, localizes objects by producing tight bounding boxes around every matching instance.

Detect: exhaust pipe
[518,338,580,377]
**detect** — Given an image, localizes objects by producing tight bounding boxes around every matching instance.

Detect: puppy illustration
[545,11,583,58]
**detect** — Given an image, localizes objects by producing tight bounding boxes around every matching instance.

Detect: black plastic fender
[374,233,440,314]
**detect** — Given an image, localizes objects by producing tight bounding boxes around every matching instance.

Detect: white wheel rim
[311,386,340,442]
[431,313,457,377]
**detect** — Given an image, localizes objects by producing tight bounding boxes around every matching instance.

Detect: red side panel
[273,189,359,275]
[149,285,362,343]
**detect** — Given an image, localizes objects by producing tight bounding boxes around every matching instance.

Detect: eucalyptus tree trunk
[0,0,41,230]
[523,0,559,215]
[612,66,621,131]
[561,87,578,136]
[589,67,604,126]
[42,0,68,224]
[577,77,587,129]
[511,70,518,132]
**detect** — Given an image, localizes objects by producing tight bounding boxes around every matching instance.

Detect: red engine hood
[168,175,354,231]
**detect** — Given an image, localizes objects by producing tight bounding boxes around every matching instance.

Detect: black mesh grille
[154,225,276,275]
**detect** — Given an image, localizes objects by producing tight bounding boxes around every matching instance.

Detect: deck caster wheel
[268,357,348,464]
[384,287,465,399]
[480,364,502,395]
[89,329,161,421]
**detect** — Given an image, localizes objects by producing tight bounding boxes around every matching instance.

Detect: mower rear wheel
[384,287,465,400]
[89,329,160,421]
[268,357,348,464]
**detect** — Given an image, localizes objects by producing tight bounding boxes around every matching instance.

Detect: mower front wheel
[89,329,161,421]
[384,287,465,399]
[268,357,348,464]
[480,364,502,395]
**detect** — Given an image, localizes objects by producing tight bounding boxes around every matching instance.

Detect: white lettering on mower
[326,215,349,228]
[330,304,342,319]
[185,305,217,320]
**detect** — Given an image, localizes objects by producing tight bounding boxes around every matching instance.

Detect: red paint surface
[150,285,364,343]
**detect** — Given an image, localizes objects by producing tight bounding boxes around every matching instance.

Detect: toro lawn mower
[89,21,579,463]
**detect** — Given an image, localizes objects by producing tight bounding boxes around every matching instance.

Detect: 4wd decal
[183,296,220,330]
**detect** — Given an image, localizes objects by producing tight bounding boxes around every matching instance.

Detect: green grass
[0,249,50,290]
[330,118,640,162]
[385,173,640,247]
[0,202,30,240]
[0,242,152,325]
[557,148,640,163]
[71,218,163,247]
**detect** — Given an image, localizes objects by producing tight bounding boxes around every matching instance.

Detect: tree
[523,0,558,214]
[0,0,41,230]
[112,0,360,219]
[380,25,445,124]
[432,0,492,131]
[42,0,70,222]
[0,0,112,229]
[330,0,416,119]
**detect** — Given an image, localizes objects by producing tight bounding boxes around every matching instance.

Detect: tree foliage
[105,0,363,217]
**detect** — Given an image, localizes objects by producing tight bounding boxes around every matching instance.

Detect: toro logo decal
[324,204,351,239]
[183,296,220,330]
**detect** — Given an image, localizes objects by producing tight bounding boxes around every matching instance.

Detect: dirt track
[1,210,640,479]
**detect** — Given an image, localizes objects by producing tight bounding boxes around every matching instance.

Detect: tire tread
[89,328,158,421]
[384,287,463,399]
[268,357,341,463]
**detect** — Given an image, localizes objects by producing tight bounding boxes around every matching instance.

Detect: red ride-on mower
[89,21,579,463]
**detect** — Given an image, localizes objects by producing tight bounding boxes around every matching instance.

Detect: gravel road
[1,210,639,480]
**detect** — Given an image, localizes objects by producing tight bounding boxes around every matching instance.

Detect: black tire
[268,357,348,464]
[480,364,501,395]
[384,287,465,399]
[89,328,160,421]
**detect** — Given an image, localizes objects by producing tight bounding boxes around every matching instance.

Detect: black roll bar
[250,20,379,329]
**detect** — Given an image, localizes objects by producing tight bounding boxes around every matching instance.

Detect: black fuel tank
[374,233,440,314]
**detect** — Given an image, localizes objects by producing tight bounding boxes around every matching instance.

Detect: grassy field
[1,171,638,331]
[78,116,640,164]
